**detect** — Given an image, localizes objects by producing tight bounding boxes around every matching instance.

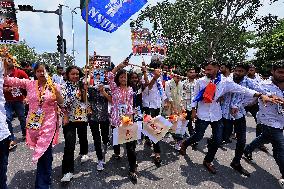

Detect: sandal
[153,155,161,167]
[9,141,17,151]
[128,172,138,183]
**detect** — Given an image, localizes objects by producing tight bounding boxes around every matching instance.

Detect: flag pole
[84,0,89,102]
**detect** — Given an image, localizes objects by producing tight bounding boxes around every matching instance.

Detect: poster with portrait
[0,0,19,44]
[131,28,167,56]
[142,115,172,143]
[113,122,142,145]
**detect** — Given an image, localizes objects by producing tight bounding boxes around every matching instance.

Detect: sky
[13,0,284,68]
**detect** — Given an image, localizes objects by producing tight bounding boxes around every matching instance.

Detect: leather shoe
[230,162,250,177]
[203,160,216,174]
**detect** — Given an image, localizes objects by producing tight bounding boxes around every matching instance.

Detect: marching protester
[223,63,254,176]
[243,62,284,187]
[61,66,89,182]
[142,59,165,166]
[4,63,63,189]
[52,65,65,85]
[179,60,276,174]
[0,58,11,189]
[220,62,235,144]
[182,67,197,136]
[165,69,184,150]
[88,70,112,171]
[109,60,138,181]
[3,57,29,150]
[245,63,268,152]
[220,62,232,78]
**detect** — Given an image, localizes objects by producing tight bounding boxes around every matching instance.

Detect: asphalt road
[6,116,282,189]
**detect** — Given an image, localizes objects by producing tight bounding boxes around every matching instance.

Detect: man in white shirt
[142,60,165,166]
[179,60,274,174]
[0,59,11,189]
[52,65,65,85]
[182,67,197,136]
[243,62,284,188]
[246,63,268,152]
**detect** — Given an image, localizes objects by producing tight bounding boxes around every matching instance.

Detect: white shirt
[192,76,257,122]
[142,73,166,109]
[182,79,196,111]
[52,74,65,85]
[255,79,284,129]
[0,61,11,141]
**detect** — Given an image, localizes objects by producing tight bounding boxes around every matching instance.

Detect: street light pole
[58,5,65,69]
[71,7,80,65]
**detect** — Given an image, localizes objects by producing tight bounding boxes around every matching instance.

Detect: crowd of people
[0,53,284,189]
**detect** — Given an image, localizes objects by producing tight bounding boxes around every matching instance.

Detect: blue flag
[81,0,148,33]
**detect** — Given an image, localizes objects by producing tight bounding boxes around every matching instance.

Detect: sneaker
[279,178,284,189]
[97,160,104,171]
[61,173,73,182]
[81,155,90,163]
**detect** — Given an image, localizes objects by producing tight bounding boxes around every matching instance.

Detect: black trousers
[89,120,110,161]
[186,110,194,135]
[245,104,263,137]
[113,141,137,172]
[0,137,10,189]
[62,121,88,174]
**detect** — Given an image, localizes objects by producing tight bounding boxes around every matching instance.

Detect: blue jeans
[184,118,223,162]
[244,124,284,178]
[5,101,26,140]
[35,145,53,189]
[0,137,10,189]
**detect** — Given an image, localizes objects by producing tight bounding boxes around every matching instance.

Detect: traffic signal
[18,5,34,11]
[57,35,63,53]
[63,39,66,54]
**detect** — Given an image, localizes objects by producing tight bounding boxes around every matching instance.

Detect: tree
[134,0,279,70]
[253,18,284,75]
[0,40,38,64]
[38,52,74,73]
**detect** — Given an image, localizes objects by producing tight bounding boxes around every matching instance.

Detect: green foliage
[254,18,284,74]
[134,0,278,71]
[0,41,74,74]
[37,52,74,73]
[0,40,37,64]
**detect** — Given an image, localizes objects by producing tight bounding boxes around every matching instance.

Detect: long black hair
[128,71,141,90]
[114,69,129,87]
[65,65,85,102]
[33,63,50,80]
[65,65,84,81]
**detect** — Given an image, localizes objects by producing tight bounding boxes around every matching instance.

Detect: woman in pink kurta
[4,63,63,189]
